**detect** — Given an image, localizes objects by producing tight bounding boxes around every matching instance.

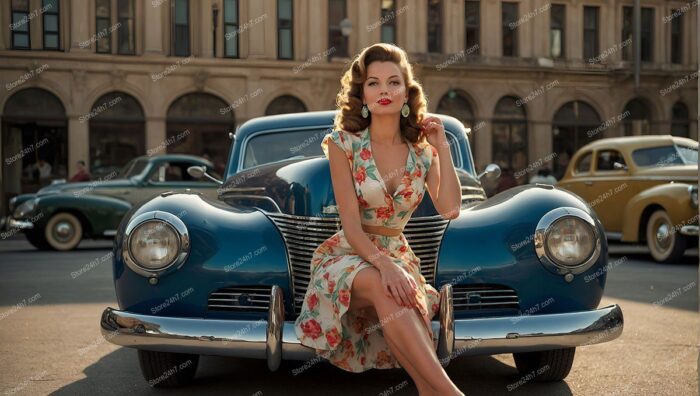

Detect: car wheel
[646,209,687,263]
[25,230,51,250]
[137,350,199,388]
[44,212,83,251]
[513,347,576,382]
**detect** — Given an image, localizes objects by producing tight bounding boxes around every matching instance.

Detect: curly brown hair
[333,43,428,144]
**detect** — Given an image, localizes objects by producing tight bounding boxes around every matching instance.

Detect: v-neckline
[365,127,414,199]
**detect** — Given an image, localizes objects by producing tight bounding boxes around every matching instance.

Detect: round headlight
[129,220,180,269]
[534,207,601,275]
[545,217,595,267]
[123,211,190,277]
[13,199,37,218]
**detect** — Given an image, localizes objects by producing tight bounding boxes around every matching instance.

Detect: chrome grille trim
[266,213,450,315]
[207,286,273,312]
[451,284,520,311]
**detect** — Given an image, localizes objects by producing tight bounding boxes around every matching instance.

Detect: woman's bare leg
[351,268,461,395]
[383,326,437,395]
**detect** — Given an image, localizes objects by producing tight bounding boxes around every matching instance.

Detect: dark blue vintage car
[3,154,220,250]
[100,110,624,387]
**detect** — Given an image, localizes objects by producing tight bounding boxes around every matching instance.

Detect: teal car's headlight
[534,207,601,276]
[13,199,37,218]
[123,211,190,278]
[689,186,698,208]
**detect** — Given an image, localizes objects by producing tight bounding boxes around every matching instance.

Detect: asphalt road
[0,236,697,396]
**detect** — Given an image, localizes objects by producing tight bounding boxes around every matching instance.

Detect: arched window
[492,96,528,190]
[552,101,602,179]
[671,102,690,138]
[89,92,145,179]
[622,98,651,136]
[265,95,307,115]
[166,93,235,175]
[2,88,68,200]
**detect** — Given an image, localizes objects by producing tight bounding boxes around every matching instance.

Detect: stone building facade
[0,0,697,210]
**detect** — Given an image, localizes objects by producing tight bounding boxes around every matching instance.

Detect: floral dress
[293,126,441,373]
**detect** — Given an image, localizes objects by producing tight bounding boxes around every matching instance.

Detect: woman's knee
[350,267,382,308]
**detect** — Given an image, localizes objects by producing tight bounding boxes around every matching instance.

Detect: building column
[143,0,165,56]
[247,0,266,59]
[69,0,91,53]
[145,118,167,156]
[67,116,90,179]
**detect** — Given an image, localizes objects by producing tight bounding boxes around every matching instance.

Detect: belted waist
[361,224,403,237]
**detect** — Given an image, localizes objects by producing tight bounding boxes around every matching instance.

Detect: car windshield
[118,158,149,178]
[241,128,465,171]
[631,145,699,167]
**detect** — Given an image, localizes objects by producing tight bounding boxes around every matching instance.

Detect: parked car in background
[4,155,221,251]
[100,110,623,387]
[557,135,698,263]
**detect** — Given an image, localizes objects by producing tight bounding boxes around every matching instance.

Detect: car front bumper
[100,285,624,371]
[6,217,34,230]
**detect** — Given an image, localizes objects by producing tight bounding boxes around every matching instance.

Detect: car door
[588,149,635,233]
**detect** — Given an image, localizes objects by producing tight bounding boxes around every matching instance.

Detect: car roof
[235,109,468,139]
[577,135,698,153]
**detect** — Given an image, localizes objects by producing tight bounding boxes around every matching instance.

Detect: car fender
[621,182,698,242]
[31,193,132,237]
[437,184,608,316]
[112,192,291,318]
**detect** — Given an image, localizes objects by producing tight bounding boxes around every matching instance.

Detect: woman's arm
[423,117,462,220]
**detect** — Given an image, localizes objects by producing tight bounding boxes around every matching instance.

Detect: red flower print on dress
[357,196,369,209]
[354,167,367,184]
[338,289,350,307]
[398,245,408,254]
[412,166,422,178]
[307,292,319,311]
[325,327,341,348]
[399,189,413,200]
[376,350,393,367]
[301,319,322,339]
[340,339,355,358]
[432,303,440,313]
[359,148,372,161]
[376,206,394,220]
[327,279,336,293]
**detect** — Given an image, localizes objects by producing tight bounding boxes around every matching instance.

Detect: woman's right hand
[376,256,419,309]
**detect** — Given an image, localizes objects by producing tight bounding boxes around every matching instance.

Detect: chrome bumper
[7,218,34,230]
[100,285,624,371]
[680,225,699,236]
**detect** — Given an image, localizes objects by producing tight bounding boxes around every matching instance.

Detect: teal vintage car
[4,154,221,251]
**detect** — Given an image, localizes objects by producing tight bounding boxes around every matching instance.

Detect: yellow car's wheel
[646,209,686,263]
[44,212,83,251]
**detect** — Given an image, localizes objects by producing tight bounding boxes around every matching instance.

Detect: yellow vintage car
[557,135,698,263]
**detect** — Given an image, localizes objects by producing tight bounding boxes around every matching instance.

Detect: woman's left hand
[420,116,448,149]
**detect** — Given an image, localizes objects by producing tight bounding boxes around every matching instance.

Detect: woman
[294,43,463,396]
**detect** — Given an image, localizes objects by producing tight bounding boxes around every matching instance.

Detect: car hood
[219,156,483,217]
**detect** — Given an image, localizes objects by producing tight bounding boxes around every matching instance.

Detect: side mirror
[477,163,501,181]
[187,165,223,185]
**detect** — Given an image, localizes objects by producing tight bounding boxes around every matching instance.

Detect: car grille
[451,284,520,311]
[266,213,450,316]
[207,285,273,312]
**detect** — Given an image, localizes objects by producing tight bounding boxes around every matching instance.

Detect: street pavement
[0,236,697,396]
